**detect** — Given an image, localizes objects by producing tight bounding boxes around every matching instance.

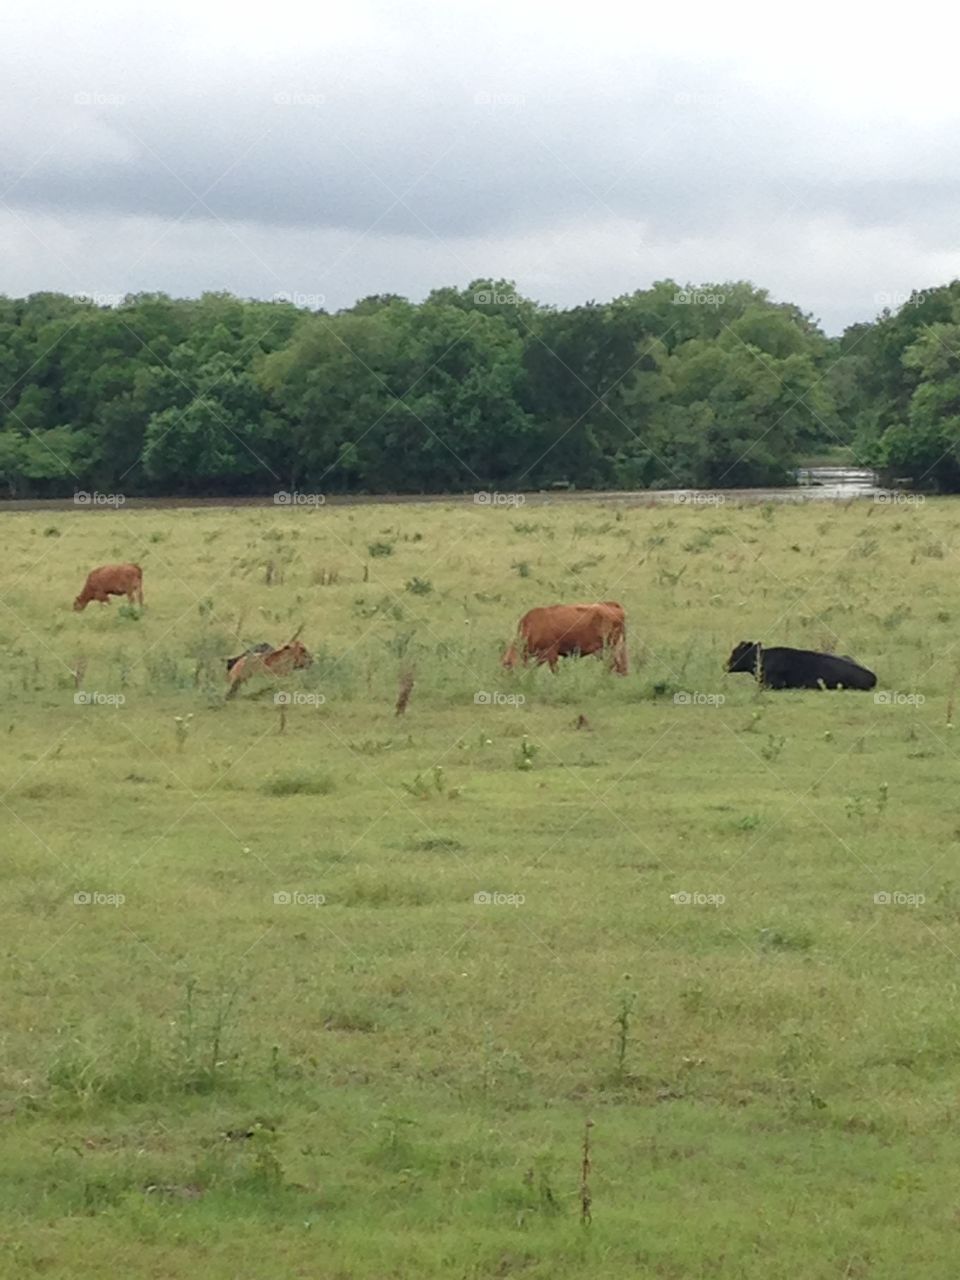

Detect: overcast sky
[1,0,957,334]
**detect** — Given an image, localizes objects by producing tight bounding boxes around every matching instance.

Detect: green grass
[2,496,960,1277]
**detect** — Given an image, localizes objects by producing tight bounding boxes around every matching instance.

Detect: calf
[726,641,877,690]
[74,563,143,611]
[225,639,313,699]
[226,642,274,674]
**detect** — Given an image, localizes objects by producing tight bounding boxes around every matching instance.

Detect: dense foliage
[0,277,957,496]
[839,283,960,490]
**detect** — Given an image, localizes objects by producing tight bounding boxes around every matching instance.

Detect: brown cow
[73,563,143,611]
[225,639,313,699]
[502,601,628,674]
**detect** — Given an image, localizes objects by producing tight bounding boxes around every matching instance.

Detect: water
[794,466,883,498]
[0,468,899,511]
[616,466,890,507]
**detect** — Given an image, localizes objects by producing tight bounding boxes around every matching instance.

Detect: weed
[514,735,538,770]
[248,1123,285,1189]
[173,713,193,752]
[580,1119,594,1226]
[395,669,415,716]
[401,765,455,799]
[614,983,637,1078]
[759,926,814,952]
[844,794,865,820]
[260,770,336,796]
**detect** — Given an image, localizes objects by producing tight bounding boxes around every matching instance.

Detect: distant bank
[0,468,913,512]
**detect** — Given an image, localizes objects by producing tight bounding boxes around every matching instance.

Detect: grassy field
[2,494,960,1278]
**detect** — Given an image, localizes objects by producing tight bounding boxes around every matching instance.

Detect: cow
[726,641,877,690]
[73,563,143,611]
[502,602,628,675]
[226,642,274,674]
[225,638,313,699]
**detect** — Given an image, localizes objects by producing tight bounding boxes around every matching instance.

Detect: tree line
[0,278,956,498]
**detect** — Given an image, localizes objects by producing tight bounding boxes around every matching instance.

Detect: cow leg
[546,649,560,673]
[225,658,248,700]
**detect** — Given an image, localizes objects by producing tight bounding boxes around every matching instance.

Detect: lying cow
[226,642,274,674]
[225,639,312,699]
[726,641,877,690]
[503,601,628,674]
[74,563,144,611]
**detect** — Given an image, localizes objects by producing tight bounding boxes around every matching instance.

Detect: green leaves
[0,278,856,496]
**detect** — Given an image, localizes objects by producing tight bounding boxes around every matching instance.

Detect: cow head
[726,640,760,673]
[286,640,312,669]
[501,644,519,670]
[73,594,89,612]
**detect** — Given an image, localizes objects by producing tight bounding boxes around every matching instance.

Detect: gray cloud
[2,0,960,333]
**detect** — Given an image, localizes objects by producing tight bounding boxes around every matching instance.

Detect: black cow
[225,642,274,674]
[726,641,877,690]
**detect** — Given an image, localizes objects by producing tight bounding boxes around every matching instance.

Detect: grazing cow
[73,563,143,611]
[502,602,628,674]
[726,641,877,690]
[225,639,313,699]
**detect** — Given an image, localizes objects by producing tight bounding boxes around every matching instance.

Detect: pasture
[2,495,959,1278]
